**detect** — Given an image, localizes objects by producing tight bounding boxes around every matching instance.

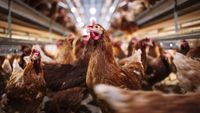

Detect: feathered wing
[94,84,200,113]
[1,58,12,74]
[7,59,24,87]
[173,52,200,91]
[120,49,145,89]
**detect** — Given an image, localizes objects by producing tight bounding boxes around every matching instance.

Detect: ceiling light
[89,7,96,15]
[169,43,173,47]
[109,6,115,13]
[71,7,76,13]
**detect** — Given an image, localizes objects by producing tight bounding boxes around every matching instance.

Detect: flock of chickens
[0,23,200,113]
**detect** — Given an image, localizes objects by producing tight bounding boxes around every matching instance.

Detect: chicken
[112,41,126,59]
[186,46,200,59]
[43,62,87,91]
[85,23,144,113]
[135,38,172,87]
[0,56,7,96]
[3,49,46,113]
[1,55,12,75]
[42,38,97,113]
[43,87,90,113]
[43,36,91,91]
[18,45,32,69]
[85,23,144,89]
[94,84,200,113]
[178,39,190,55]
[173,52,200,92]
[41,34,76,64]
[127,37,139,57]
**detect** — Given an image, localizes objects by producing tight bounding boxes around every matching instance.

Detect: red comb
[86,20,96,29]
[32,49,40,55]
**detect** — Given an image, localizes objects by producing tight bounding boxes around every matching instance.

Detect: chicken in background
[0,56,7,97]
[127,37,139,57]
[178,39,190,55]
[43,87,94,113]
[41,35,76,64]
[84,23,145,113]
[173,52,200,92]
[112,41,126,60]
[43,34,91,91]
[1,55,12,76]
[94,84,200,113]
[186,46,200,59]
[133,38,173,88]
[42,35,101,113]
[2,49,46,113]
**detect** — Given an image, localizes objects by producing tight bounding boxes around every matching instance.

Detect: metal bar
[173,0,179,32]
[0,37,54,45]
[0,0,69,35]
[7,0,12,39]
[154,32,200,41]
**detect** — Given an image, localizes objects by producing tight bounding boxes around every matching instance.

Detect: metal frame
[0,0,69,35]
[134,0,194,26]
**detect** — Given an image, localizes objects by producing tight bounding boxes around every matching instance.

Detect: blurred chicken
[41,34,76,64]
[178,39,190,55]
[42,37,97,113]
[0,56,7,96]
[43,87,90,113]
[112,41,126,59]
[173,52,200,92]
[135,38,172,87]
[3,49,46,113]
[1,55,12,76]
[85,23,145,113]
[127,37,139,57]
[186,46,200,59]
[43,35,91,91]
[94,84,200,113]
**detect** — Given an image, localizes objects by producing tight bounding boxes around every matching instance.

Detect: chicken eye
[95,26,98,28]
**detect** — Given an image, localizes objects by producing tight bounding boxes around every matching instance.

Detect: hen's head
[178,39,190,54]
[87,23,104,40]
[31,49,41,62]
[131,37,139,45]
[83,23,105,45]
[141,38,154,47]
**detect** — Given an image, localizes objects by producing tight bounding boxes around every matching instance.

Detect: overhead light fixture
[169,43,173,47]
[89,7,96,15]
[109,6,115,13]
[71,7,76,13]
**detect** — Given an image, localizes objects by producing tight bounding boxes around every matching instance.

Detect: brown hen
[3,49,46,113]
[85,23,144,113]
[94,84,200,113]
